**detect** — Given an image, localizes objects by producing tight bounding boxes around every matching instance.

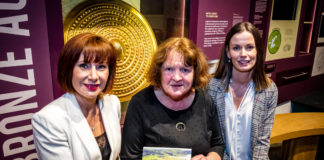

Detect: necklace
[91,116,96,132]
[87,105,98,132]
[90,113,102,132]
[88,114,97,132]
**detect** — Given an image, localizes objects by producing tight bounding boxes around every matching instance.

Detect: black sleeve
[205,90,225,158]
[120,97,144,160]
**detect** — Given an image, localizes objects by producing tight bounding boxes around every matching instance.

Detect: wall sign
[0,0,54,159]
[312,46,324,77]
[268,29,281,54]
[190,0,251,60]
[265,0,302,61]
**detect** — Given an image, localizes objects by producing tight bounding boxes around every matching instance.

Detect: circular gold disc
[64,0,157,102]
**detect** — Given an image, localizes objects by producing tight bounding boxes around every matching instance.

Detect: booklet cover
[142,146,191,160]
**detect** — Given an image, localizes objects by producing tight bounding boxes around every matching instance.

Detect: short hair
[57,33,117,94]
[148,37,211,89]
[213,22,271,91]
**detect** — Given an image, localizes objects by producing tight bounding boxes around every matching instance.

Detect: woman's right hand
[191,154,207,160]
[191,152,222,160]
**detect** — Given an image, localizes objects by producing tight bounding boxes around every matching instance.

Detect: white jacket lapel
[67,93,101,159]
[100,95,121,160]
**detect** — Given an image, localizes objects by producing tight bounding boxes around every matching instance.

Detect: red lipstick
[85,84,99,91]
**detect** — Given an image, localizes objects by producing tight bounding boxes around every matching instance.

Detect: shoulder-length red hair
[148,37,211,89]
[57,33,117,94]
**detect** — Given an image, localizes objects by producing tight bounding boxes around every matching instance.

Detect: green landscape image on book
[142,147,191,160]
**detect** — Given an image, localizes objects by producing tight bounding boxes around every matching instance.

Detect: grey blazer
[32,93,121,160]
[208,78,278,160]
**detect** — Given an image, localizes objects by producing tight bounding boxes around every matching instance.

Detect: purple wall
[0,0,63,159]
[45,0,64,99]
[190,0,324,104]
[189,0,251,60]
[249,0,273,62]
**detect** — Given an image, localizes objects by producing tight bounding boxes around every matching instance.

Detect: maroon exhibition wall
[44,0,64,99]
[0,0,63,159]
[189,0,251,60]
[190,0,324,104]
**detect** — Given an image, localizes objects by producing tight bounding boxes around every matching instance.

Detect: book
[142,146,191,160]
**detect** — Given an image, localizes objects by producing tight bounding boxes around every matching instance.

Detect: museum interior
[1,0,324,159]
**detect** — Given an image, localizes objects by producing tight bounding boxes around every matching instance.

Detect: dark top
[121,86,224,159]
[96,132,111,160]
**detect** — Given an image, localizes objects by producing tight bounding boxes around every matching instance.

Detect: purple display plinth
[190,0,251,60]
[0,0,54,159]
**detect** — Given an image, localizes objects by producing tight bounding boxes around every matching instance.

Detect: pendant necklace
[91,106,98,132]
[91,114,96,132]
[91,116,96,131]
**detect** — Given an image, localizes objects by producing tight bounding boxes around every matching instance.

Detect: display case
[316,12,324,43]
[296,0,318,54]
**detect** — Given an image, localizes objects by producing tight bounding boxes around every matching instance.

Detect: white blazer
[32,93,121,160]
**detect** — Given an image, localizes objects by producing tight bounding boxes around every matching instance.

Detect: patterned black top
[121,86,224,159]
[96,132,111,160]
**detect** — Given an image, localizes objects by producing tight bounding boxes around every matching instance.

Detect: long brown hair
[213,22,271,91]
